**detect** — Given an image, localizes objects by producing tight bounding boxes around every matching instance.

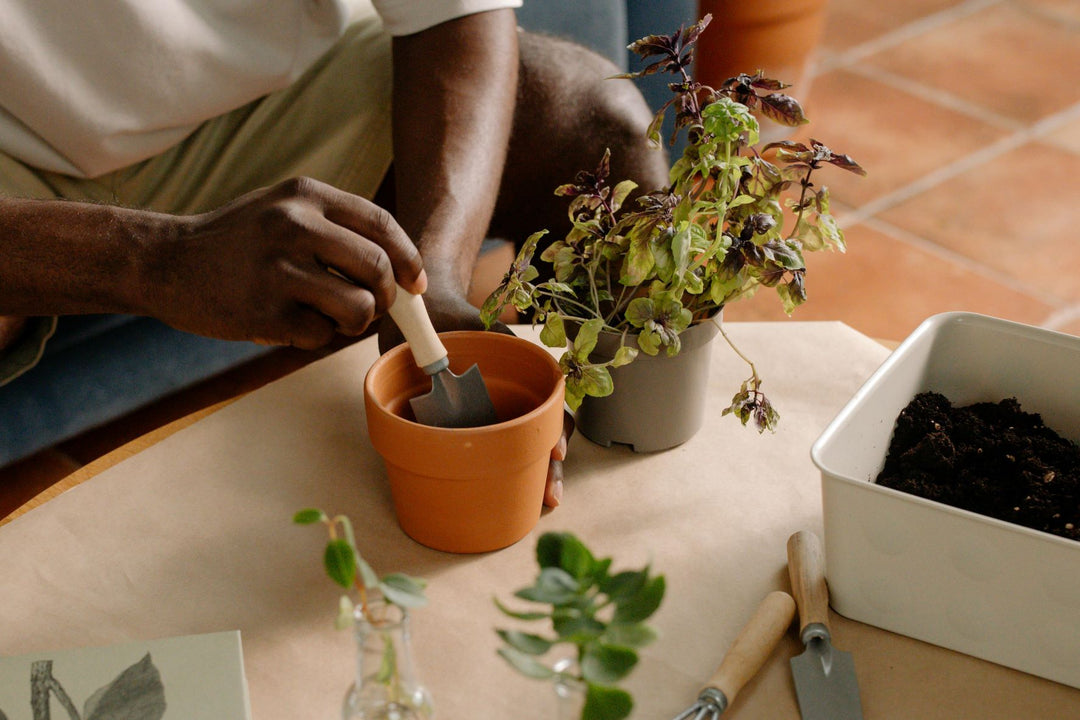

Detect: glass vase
[342,599,433,720]
[553,659,585,720]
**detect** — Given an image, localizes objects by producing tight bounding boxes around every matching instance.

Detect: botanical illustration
[0,653,166,720]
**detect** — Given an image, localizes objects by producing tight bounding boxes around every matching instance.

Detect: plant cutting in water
[481,14,865,431]
[294,508,428,624]
[295,509,431,719]
[495,532,665,720]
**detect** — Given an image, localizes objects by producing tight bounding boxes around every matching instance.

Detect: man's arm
[0,178,427,349]
[384,8,519,334]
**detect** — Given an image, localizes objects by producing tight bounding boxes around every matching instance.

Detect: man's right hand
[147,177,425,349]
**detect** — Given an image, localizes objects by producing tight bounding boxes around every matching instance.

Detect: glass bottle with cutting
[294,509,432,720]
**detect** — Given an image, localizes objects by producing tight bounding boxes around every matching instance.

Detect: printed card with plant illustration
[0,631,251,720]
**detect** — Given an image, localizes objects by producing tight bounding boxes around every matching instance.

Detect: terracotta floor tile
[722,222,1056,342]
[820,0,965,51]
[786,69,1006,208]
[863,2,1080,125]
[878,139,1080,303]
[1043,115,1080,155]
[1014,0,1080,26]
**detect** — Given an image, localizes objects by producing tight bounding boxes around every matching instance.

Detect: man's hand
[1,179,424,351]
[152,177,426,349]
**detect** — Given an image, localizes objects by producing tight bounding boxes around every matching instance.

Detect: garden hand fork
[672,590,796,719]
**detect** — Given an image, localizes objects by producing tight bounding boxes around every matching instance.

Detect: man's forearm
[0,197,166,317]
[389,9,519,299]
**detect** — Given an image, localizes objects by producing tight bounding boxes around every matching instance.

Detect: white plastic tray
[812,312,1080,688]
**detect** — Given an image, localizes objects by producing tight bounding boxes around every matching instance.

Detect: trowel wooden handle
[787,531,831,635]
[386,283,447,371]
[708,591,796,706]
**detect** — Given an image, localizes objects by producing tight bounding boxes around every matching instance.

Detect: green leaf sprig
[495,532,665,720]
[294,508,427,627]
[480,14,865,432]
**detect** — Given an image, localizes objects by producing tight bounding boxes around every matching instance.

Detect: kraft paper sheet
[2,323,1077,719]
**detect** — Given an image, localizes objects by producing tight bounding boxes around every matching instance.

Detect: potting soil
[876,391,1080,542]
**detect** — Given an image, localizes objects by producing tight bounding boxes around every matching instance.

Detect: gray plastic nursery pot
[575,319,720,453]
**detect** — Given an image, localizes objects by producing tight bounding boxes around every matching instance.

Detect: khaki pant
[0,14,394,384]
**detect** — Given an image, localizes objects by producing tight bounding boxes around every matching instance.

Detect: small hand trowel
[386,284,498,428]
[786,531,864,720]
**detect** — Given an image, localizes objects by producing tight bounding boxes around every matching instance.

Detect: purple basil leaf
[758,93,808,126]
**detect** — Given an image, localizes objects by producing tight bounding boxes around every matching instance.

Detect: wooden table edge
[0,397,239,527]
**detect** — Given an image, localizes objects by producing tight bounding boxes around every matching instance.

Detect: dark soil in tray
[876,391,1080,542]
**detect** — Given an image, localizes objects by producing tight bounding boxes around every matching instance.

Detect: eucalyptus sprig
[495,532,665,720]
[481,14,865,432]
[293,508,427,628]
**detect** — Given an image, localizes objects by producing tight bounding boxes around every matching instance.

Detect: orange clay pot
[696,0,827,86]
[364,331,565,554]
[696,0,828,137]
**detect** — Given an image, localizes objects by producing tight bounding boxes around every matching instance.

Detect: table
[2,323,1078,719]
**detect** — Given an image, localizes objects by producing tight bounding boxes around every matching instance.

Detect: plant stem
[785,167,814,242]
[333,515,370,617]
[713,315,759,382]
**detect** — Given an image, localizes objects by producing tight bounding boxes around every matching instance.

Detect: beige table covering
[2,322,1078,719]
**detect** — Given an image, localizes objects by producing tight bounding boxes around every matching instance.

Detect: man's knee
[514,31,666,176]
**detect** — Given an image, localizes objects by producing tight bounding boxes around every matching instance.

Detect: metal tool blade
[787,531,864,720]
[409,363,499,428]
[790,630,863,720]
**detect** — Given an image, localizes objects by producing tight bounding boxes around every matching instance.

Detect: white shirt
[0,0,520,178]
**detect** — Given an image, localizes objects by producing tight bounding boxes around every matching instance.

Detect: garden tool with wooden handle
[386,284,498,428]
[787,530,864,720]
[671,590,796,719]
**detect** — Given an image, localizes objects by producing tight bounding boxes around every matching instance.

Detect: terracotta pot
[696,0,828,137]
[575,319,720,453]
[364,331,564,554]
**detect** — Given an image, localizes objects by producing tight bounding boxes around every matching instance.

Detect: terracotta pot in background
[364,331,564,554]
[696,0,828,138]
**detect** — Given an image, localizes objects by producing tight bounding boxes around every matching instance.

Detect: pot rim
[364,330,565,436]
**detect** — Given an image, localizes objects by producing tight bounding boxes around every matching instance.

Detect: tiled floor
[724,0,1080,340]
[3,0,1079,504]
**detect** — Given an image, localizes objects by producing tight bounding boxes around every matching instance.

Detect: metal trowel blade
[790,637,863,720]
[409,363,499,428]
